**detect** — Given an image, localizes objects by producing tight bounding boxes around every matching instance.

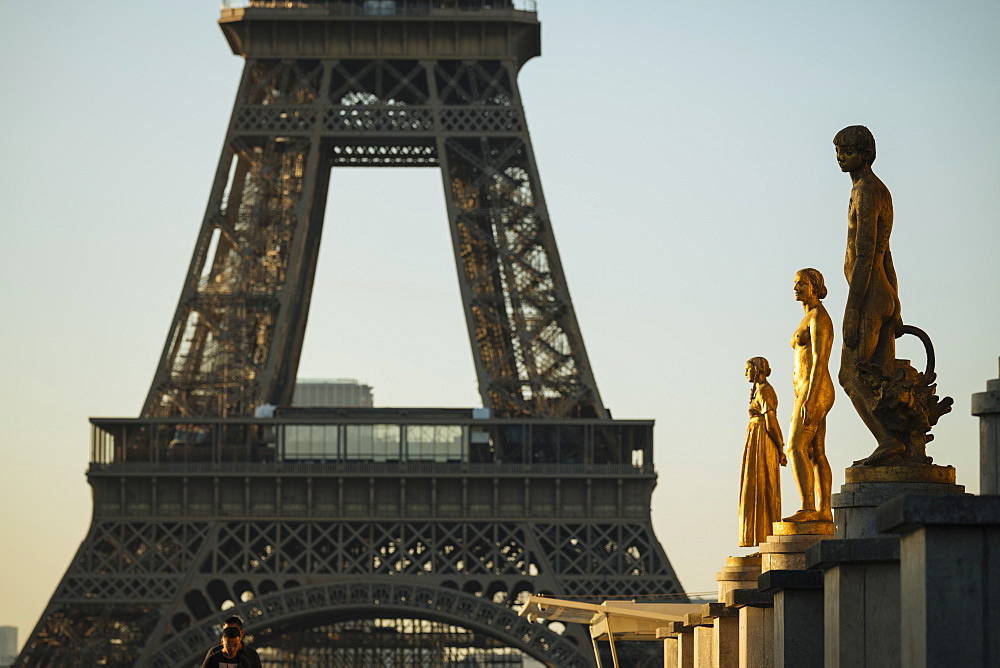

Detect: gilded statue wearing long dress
[739,357,786,547]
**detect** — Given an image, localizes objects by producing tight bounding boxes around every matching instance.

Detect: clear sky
[1,0,998,650]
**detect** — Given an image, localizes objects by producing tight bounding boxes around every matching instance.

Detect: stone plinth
[832,464,964,539]
[758,570,824,668]
[684,612,715,668]
[972,360,1000,494]
[657,627,680,668]
[701,602,739,668]
[738,607,772,668]
[672,621,696,668]
[878,494,1000,668]
[724,588,773,668]
[693,626,714,668]
[656,629,679,668]
[759,522,834,571]
[806,536,900,668]
[716,555,762,600]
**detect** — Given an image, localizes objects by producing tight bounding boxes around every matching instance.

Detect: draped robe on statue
[739,383,782,547]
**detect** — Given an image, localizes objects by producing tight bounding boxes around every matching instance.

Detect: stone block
[759,533,833,571]
[693,625,714,668]
[712,614,739,668]
[716,565,765,576]
[724,588,773,609]
[685,612,706,627]
[970,374,1000,414]
[760,552,807,571]
[844,464,956,484]
[771,520,834,536]
[804,535,899,569]
[757,569,823,592]
[876,491,1000,530]
[738,605,772,668]
[727,555,762,567]
[677,624,696,668]
[759,537,825,553]
[759,570,823,668]
[662,635,680,668]
[701,602,737,620]
[716,555,762,601]
[762,534,821,543]
[832,477,966,539]
[879,493,1000,668]
[972,364,1000,494]
[808,537,901,668]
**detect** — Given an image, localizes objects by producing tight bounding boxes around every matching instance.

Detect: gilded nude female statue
[783,269,834,522]
[739,357,786,547]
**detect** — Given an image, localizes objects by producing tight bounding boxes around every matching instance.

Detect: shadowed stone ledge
[877,493,1000,533]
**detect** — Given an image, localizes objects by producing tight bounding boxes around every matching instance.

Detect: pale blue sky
[2,0,998,650]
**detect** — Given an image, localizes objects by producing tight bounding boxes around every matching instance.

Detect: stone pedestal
[878,494,1000,668]
[698,603,739,668]
[684,612,715,668]
[972,358,1000,494]
[675,622,696,668]
[806,536,900,667]
[832,465,964,539]
[724,588,773,668]
[658,629,680,668]
[759,521,834,571]
[716,555,762,600]
[738,607,772,668]
[758,570,824,668]
[811,463,966,666]
[693,625,714,668]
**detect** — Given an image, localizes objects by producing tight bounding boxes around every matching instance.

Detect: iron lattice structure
[142,0,605,422]
[17,3,685,666]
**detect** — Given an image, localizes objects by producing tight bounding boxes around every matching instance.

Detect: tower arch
[146,579,589,667]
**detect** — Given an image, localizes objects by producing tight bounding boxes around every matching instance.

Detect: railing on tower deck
[220,0,538,16]
[89,412,653,473]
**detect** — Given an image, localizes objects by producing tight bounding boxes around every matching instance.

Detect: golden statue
[739,357,786,547]
[783,269,834,522]
[834,125,952,466]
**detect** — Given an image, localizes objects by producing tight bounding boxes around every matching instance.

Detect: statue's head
[795,267,828,301]
[746,356,771,380]
[833,125,876,169]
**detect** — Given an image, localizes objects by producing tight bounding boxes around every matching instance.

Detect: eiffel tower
[16,2,685,666]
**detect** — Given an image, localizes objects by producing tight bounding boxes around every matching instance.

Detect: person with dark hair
[202,627,252,668]
[202,617,262,668]
[783,268,835,522]
[738,356,786,547]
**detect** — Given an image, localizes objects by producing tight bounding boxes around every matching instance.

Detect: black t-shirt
[201,646,254,668]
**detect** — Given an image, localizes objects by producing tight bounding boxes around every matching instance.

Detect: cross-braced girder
[19,455,684,665]
[144,135,316,419]
[143,51,605,420]
[242,618,543,666]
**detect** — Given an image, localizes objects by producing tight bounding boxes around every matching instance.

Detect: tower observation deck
[16,2,686,666]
